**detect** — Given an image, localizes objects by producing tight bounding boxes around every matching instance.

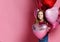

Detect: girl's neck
[39,19,44,22]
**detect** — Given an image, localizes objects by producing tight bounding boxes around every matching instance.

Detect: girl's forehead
[38,11,43,14]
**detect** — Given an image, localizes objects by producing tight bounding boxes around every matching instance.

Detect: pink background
[0,0,60,42]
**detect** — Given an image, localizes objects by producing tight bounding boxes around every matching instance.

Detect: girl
[32,9,51,42]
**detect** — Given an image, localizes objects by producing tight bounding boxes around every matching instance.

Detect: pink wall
[0,0,60,42]
[0,0,38,42]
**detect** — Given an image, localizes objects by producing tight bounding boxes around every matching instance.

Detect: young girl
[32,9,51,42]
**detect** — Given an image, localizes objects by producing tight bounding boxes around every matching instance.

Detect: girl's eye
[38,14,40,15]
[41,14,42,15]
[40,14,43,15]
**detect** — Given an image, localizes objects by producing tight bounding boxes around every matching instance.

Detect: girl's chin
[39,18,42,20]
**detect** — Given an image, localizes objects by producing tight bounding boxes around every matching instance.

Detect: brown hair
[34,9,52,26]
[37,10,44,21]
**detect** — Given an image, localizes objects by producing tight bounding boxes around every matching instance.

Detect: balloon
[42,0,57,8]
[32,24,49,39]
[34,8,37,19]
[45,7,59,28]
[33,30,47,39]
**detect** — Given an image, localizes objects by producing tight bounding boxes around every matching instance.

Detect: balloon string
[33,0,42,9]
[32,0,38,8]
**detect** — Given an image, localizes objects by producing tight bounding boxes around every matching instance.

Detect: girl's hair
[37,10,44,21]
[34,9,52,26]
[36,10,47,23]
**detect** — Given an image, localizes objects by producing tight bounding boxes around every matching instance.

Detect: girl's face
[38,11,44,20]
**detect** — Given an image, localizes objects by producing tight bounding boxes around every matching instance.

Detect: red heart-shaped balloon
[35,0,57,9]
[42,0,57,8]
